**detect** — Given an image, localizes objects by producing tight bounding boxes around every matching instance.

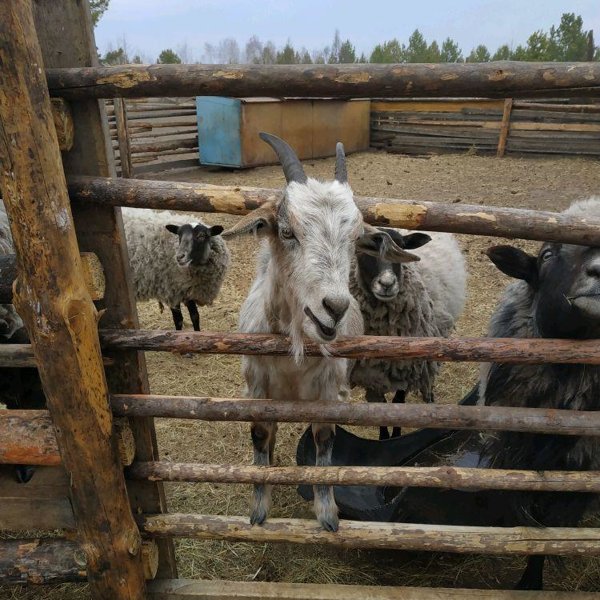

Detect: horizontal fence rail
[137,513,600,556]
[46,62,600,100]
[127,462,600,493]
[110,395,600,436]
[146,579,594,600]
[6,398,600,468]
[100,330,600,364]
[68,176,600,245]
[0,344,113,368]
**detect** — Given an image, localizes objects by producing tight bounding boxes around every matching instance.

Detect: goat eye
[280,227,295,241]
[541,249,553,262]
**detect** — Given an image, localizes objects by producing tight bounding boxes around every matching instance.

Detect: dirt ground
[5,151,600,599]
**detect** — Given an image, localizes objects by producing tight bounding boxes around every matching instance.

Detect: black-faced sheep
[480,196,600,590]
[122,208,230,331]
[350,227,467,438]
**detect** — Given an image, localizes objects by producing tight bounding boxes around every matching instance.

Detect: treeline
[101,13,599,66]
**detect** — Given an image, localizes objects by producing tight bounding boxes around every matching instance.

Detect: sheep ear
[487,245,537,284]
[221,202,277,238]
[402,232,431,250]
[209,225,224,236]
[357,223,420,263]
[165,224,179,235]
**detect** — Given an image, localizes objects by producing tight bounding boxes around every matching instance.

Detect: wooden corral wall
[110,97,600,176]
[106,97,199,176]
[371,99,600,157]
[3,4,600,594]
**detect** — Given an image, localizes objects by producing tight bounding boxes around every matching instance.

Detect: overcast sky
[95,0,600,62]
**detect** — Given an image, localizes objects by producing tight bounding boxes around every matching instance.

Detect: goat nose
[587,263,600,279]
[322,295,350,323]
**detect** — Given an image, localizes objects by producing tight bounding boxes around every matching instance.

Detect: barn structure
[1,2,600,599]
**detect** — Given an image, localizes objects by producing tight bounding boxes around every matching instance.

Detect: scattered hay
[3,152,600,598]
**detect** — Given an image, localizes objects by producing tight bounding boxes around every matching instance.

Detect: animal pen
[2,2,600,599]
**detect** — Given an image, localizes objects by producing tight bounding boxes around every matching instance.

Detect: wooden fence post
[496,98,513,157]
[31,0,177,578]
[114,98,133,178]
[0,2,146,598]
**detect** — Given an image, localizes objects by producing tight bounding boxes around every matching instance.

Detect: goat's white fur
[232,177,364,531]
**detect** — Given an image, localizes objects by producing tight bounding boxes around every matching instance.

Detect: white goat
[223,133,422,531]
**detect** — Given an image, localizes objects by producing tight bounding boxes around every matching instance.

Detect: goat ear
[357,223,420,263]
[209,225,224,236]
[402,232,431,250]
[221,202,277,238]
[165,224,179,235]
[487,245,537,284]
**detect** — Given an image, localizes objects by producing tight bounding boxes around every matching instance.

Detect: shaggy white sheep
[122,208,230,331]
[350,228,467,438]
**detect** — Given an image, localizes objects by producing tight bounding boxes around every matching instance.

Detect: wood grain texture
[113,98,132,178]
[110,394,600,436]
[0,465,75,531]
[0,410,138,467]
[51,98,74,151]
[127,461,600,493]
[100,329,600,365]
[0,539,159,584]
[68,176,600,246]
[496,98,513,157]
[147,578,599,599]
[45,62,600,100]
[138,513,600,556]
[32,0,177,577]
[0,252,104,303]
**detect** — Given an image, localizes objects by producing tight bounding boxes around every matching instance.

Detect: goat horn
[259,132,307,185]
[335,142,347,183]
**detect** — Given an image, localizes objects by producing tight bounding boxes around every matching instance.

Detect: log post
[32,0,177,577]
[114,98,133,178]
[68,176,600,246]
[0,2,146,598]
[496,98,513,157]
[44,62,600,100]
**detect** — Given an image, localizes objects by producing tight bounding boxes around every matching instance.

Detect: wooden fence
[2,2,600,597]
[371,98,600,157]
[107,97,199,176]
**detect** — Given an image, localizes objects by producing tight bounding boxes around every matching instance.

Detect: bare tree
[245,35,264,64]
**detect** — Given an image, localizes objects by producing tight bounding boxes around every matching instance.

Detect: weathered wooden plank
[0,465,75,531]
[0,344,114,368]
[371,100,506,113]
[45,62,600,100]
[138,513,600,556]
[111,395,600,437]
[131,137,199,155]
[0,252,104,303]
[0,3,146,597]
[32,0,177,578]
[0,410,138,467]
[0,539,159,584]
[100,330,600,365]
[497,98,513,157]
[147,579,599,600]
[51,98,74,151]
[127,461,600,493]
[114,98,132,178]
[68,176,600,246]
[513,100,600,113]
